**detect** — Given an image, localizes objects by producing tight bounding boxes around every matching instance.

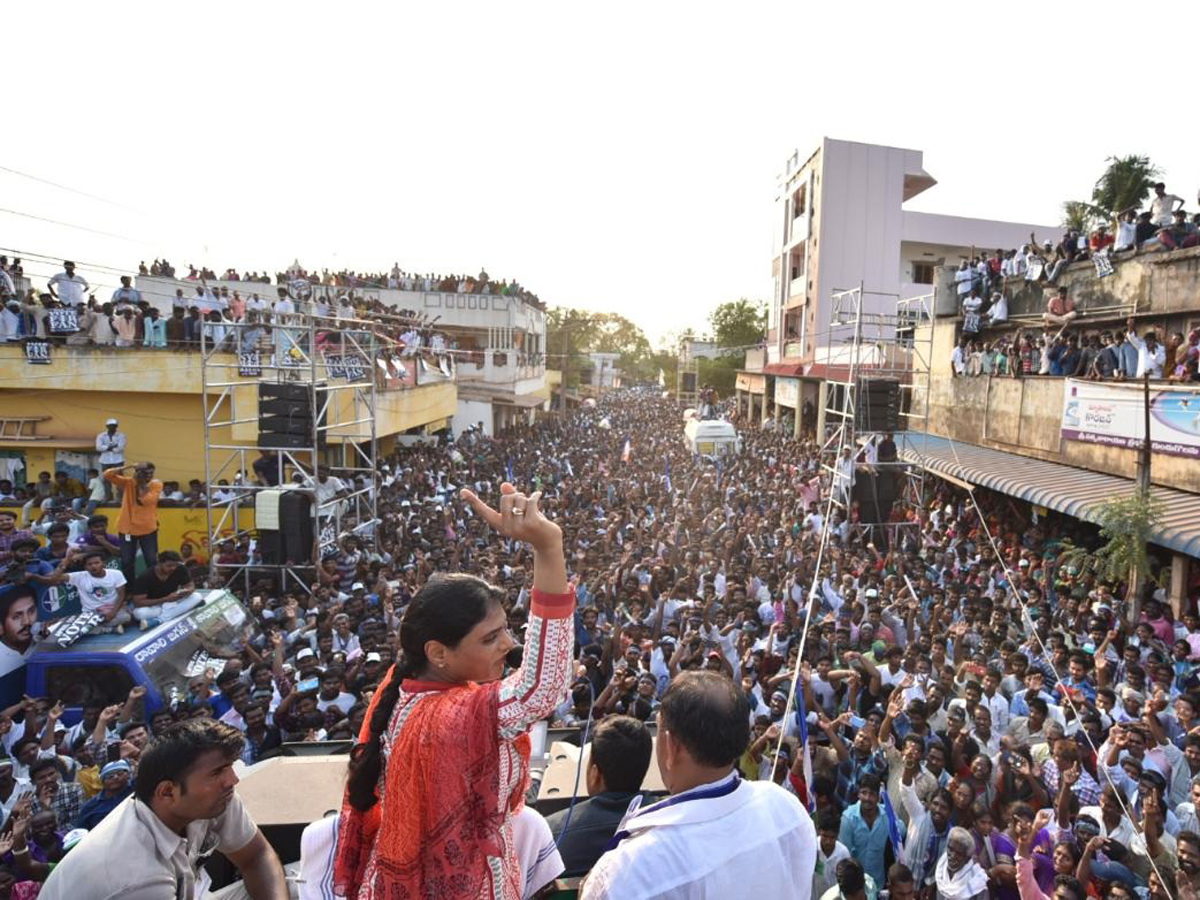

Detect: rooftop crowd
[950,182,1200,384]
[0,387,1196,899]
[136,258,545,308]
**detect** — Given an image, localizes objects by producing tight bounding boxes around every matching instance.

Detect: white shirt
[48,271,89,306]
[96,430,127,465]
[582,772,816,900]
[1151,193,1183,227]
[66,568,127,614]
[814,839,852,900]
[1126,331,1166,379]
[951,344,968,375]
[988,293,1008,323]
[1116,220,1138,252]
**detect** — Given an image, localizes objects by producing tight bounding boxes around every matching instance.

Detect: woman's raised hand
[461,482,562,553]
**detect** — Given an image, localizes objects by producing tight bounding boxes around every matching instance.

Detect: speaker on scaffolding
[852,470,897,524]
[680,372,697,393]
[257,382,325,449]
[255,489,314,565]
[856,378,902,433]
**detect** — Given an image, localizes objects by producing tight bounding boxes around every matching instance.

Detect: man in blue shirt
[837,773,892,888]
[74,760,133,830]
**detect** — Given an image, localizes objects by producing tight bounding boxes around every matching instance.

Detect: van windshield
[135,593,257,708]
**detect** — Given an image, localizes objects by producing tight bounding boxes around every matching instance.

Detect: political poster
[1061,378,1200,459]
[25,340,50,365]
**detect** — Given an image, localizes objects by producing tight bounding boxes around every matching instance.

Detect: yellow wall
[0,390,237,485]
[0,345,457,485]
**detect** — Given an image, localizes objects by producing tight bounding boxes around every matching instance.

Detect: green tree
[545,307,656,385]
[1076,154,1162,223]
[1058,492,1163,618]
[709,299,766,350]
[1061,200,1096,233]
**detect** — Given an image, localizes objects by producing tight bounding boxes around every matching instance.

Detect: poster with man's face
[0,589,37,707]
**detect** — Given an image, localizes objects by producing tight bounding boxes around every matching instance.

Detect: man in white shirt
[582,670,816,900]
[95,419,127,470]
[1125,318,1166,379]
[1150,182,1184,227]
[46,261,88,308]
[55,549,131,630]
[950,335,969,377]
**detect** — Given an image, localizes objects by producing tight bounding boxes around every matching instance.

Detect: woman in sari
[335,482,575,900]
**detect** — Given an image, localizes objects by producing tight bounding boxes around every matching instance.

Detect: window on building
[790,245,807,281]
[792,184,807,219]
[911,262,935,285]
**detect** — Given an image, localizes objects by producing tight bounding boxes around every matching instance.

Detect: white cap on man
[106,418,118,425]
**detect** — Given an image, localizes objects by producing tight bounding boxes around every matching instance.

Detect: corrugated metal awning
[902,433,1200,558]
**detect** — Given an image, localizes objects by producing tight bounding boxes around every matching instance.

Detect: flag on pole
[621,436,632,463]
[663,456,672,494]
[793,689,815,812]
[658,368,666,388]
[716,457,724,488]
[505,457,514,483]
[566,458,574,477]
[881,788,905,855]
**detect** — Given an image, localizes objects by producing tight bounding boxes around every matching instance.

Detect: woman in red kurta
[336,482,575,900]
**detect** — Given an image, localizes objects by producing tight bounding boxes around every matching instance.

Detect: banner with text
[1061,378,1200,459]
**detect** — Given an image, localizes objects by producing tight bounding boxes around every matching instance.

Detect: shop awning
[497,392,549,409]
[763,363,804,377]
[902,432,1200,557]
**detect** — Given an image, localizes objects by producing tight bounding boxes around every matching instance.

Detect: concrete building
[744,138,1058,437]
[135,274,549,438]
[912,244,1200,615]
[585,352,622,390]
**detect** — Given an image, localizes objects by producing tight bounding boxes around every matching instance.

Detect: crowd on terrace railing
[949,182,1200,383]
[136,258,545,309]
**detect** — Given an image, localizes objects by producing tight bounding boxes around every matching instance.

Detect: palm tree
[1062,155,1161,230]
[1061,201,1095,233]
[1089,155,1161,219]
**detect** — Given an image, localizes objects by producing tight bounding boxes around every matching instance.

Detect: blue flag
[663,455,672,494]
[881,788,904,855]
[505,457,514,483]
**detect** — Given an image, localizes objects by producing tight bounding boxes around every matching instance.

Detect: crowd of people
[0,389,1197,899]
[133,258,546,309]
[952,314,1199,383]
[948,182,1200,384]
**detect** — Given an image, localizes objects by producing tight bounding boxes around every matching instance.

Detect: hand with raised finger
[462,482,561,554]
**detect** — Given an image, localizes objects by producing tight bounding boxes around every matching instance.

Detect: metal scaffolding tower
[199,313,379,595]
[817,284,934,550]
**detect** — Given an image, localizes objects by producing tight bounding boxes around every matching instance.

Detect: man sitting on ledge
[1043,286,1078,327]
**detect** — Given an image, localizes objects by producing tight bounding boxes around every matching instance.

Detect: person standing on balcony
[1150,182,1185,227]
[1124,318,1166,379]
[46,261,88,309]
[110,276,141,310]
[96,420,126,472]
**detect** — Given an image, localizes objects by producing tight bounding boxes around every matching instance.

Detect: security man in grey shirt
[40,719,287,900]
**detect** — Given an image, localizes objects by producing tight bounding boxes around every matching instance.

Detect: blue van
[21,590,257,722]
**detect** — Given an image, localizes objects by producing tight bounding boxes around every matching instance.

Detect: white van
[683,419,741,458]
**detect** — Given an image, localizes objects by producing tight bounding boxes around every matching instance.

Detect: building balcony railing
[936,244,1200,327]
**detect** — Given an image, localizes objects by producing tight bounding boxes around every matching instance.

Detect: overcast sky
[5,2,1198,345]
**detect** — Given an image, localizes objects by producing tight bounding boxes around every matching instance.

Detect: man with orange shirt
[103,462,163,581]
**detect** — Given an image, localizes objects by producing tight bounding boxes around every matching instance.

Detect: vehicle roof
[684,419,738,439]
[33,589,235,656]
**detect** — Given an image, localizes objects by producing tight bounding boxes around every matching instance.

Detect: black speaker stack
[856,378,902,433]
[257,382,324,449]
